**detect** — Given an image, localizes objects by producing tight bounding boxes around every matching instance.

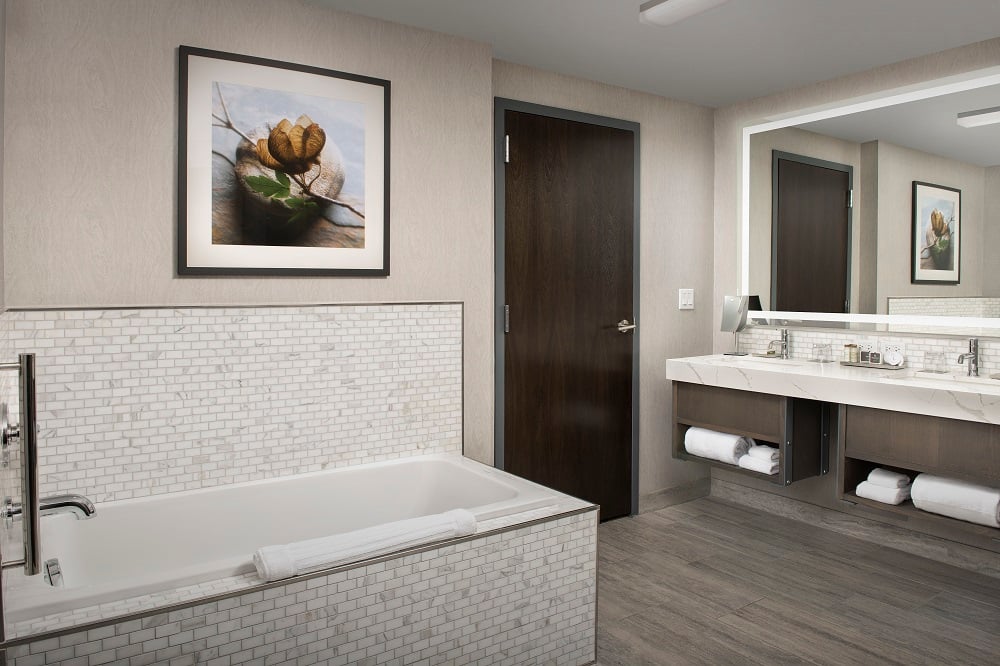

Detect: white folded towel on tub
[684,427,753,465]
[867,468,910,489]
[738,454,778,475]
[911,474,1000,529]
[855,480,910,505]
[747,444,779,462]
[253,508,477,582]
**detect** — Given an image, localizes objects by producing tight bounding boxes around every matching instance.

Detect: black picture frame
[911,181,960,285]
[177,46,390,276]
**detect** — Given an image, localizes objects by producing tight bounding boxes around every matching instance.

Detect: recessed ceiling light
[957,106,1000,128]
[639,0,732,27]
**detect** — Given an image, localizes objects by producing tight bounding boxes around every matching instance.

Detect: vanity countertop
[666,354,1000,424]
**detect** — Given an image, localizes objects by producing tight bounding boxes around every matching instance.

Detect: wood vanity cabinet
[842,405,1000,485]
[672,382,829,486]
[839,405,1000,545]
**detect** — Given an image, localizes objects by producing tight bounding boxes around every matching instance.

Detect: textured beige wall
[985,166,1000,297]
[0,0,5,312]
[875,141,985,311]
[714,37,1000,350]
[2,0,495,462]
[748,127,863,310]
[859,141,879,313]
[493,60,715,497]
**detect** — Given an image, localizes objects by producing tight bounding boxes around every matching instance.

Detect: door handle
[617,319,636,333]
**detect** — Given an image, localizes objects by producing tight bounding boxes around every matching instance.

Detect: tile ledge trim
[3,300,464,313]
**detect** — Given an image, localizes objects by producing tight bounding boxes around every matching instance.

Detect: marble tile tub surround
[5,510,597,666]
[0,304,463,503]
[5,501,589,640]
[738,325,1000,376]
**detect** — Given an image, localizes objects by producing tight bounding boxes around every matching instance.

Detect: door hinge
[504,135,510,164]
[847,189,854,208]
[503,305,510,334]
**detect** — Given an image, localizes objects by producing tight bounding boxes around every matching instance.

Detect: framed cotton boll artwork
[177,46,390,276]
[911,181,960,285]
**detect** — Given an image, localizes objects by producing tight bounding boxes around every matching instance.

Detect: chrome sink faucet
[768,328,790,359]
[957,338,979,377]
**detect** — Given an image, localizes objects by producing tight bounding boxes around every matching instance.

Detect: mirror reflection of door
[772,151,853,313]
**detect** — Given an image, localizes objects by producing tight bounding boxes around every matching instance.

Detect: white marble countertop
[666,354,1000,424]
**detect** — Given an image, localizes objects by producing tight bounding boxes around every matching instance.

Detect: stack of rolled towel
[684,427,752,465]
[911,474,1000,528]
[855,467,911,505]
[683,428,779,475]
[738,444,779,475]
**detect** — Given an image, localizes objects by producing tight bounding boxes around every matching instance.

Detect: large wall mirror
[740,67,1000,332]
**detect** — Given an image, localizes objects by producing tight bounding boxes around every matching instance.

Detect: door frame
[493,98,641,516]
[771,150,854,312]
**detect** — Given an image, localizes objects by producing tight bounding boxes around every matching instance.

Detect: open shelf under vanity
[838,405,1000,548]
[672,382,830,486]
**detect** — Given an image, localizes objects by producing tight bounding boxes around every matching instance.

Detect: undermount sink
[885,370,1000,388]
[718,356,807,368]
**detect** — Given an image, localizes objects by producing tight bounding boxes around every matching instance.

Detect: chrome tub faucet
[5,494,96,522]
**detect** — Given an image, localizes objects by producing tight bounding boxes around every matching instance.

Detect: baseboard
[639,477,710,513]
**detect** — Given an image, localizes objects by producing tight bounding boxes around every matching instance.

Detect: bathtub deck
[597,497,1000,664]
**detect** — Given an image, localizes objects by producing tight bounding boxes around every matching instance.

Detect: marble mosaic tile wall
[4,510,598,666]
[738,325,999,375]
[888,297,1000,318]
[0,304,463,503]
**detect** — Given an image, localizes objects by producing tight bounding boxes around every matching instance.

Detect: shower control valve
[0,403,18,468]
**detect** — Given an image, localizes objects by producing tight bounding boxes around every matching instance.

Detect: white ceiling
[307,0,1000,108]
[798,84,1000,168]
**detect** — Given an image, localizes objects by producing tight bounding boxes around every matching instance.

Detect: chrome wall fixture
[0,354,41,577]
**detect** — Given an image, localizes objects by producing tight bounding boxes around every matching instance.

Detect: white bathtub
[4,454,562,624]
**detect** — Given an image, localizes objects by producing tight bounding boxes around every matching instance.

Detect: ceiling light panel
[639,0,732,27]
[957,106,1000,128]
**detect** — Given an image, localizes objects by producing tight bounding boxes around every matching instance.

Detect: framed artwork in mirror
[178,46,390,276]
[911,181,960,285]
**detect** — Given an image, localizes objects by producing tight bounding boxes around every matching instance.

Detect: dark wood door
[773,155,851,313]
[503,109,634,520]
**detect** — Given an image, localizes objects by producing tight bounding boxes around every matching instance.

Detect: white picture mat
[912,182,960,283]
[184,54,386,270]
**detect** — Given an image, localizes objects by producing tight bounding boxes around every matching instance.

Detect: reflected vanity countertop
[666,354,1000,424]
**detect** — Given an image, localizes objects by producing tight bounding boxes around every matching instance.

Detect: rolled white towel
[253,508,477,582]
[911,474,1000,529]
[684,427,752,465]
[867,468,910,489]
[738,454,778,475]
[855,480,910,505]
[747,444,779,462]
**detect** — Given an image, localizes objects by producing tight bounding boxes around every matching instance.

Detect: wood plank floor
[597,497,1000,665]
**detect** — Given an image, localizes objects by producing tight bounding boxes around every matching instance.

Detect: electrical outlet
[678,289,694,310]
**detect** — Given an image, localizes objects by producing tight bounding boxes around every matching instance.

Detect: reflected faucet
[957,338,979,377]
[768,328,790,359]
[5,494,96,523]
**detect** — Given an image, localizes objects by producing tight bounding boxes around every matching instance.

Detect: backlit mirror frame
[739,65,1000,331]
